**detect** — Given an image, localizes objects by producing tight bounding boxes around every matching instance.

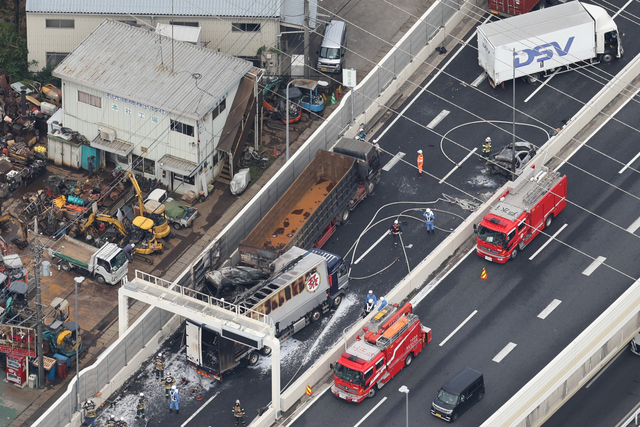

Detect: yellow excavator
[127,171,171,239]
[0,214,29,250]
[80,212,163,255]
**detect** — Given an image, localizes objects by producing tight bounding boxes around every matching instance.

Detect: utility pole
[303,0,310,79]
[34,243,44,389]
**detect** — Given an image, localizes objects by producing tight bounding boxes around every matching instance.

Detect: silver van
[317,20,347,74]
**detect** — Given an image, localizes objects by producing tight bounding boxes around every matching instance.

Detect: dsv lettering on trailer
[514,37,575,68]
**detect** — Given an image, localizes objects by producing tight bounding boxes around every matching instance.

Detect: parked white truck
[49,235,129,285]
[477,1,622,87]
[186,246,349,381]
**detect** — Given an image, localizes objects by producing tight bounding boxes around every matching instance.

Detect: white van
[317,20,347,74]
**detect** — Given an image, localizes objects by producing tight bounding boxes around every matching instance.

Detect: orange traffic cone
[480,268,487,279]
[305,385,313,396]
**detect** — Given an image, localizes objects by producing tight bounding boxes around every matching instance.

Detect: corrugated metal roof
[158,154,198,176]
[52,19,253,120]
[26,0,282,17]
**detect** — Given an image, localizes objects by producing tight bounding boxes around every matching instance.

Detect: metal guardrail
[132,270,272,326]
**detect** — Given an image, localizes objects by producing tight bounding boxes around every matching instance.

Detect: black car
[431,367,485,422]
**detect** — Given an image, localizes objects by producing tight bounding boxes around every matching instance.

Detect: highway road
[98,1,640,426]
[544,347,640,427]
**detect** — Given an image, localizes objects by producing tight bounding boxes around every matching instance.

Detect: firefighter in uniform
[481,137,491,160]
[82,399,97,427]
[423,208,435,234]
[153,353,165,379]
[388,219,403,248]
[417,150,424,178]
[162,372,176,398]
[106,415,117,427]
[233,400,246,426]
[116,417,128,427]
[135,393,145,419]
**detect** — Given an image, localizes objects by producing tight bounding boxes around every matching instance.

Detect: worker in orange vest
[417,150,424,178]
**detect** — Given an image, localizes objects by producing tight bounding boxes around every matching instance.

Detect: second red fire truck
[475,166,567,263]
[331,302,431,403]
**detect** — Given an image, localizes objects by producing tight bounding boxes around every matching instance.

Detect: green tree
[0,21,36,81]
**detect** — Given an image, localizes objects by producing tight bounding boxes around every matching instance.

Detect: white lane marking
[354,231,389,265]
[528,223,568,261]
[471,73,487,87]
[439,148,478,184]
[524,69,559,103]
[282,386,332,426]
[613,0,634,19]
[585,349,625,388]
[374,15,492,142]
[439,310,478,347]
[427,110,450,129]
[411,247,476,308]
[618,151,640,174]
[353,397,387,427]
[555,86,640,172]
[493,342,517,363]
[181,392,219,426]
[582,256,606,276]
[627,216,640,233]
[538,299,562,319]
[382,151,406,171]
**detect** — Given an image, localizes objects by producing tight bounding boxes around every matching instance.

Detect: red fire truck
[331,302,431,403]
[475,167,567,263]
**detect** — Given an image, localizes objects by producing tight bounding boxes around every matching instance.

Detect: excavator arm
[127,171,145,214]
[80,212,128,236]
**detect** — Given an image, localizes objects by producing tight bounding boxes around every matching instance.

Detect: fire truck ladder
[522,170,560,206]
[375,313,418,349]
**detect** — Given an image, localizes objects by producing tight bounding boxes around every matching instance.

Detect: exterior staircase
[217,157,231,185]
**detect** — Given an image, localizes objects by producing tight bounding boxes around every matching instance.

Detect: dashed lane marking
[537,299,562,319]
[582,256,606,276]
[382,152,406,171]
[493,342,517,363]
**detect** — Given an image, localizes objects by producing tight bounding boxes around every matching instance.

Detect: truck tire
[525,73,540,85]
[338,208,350,225]
[601,53,614,63]
[404,353,413,367]
[545,214,553,228]
[260,346,272,356]
[367,387,377,399]
[173,223,182,230]
[510,248,518,260]
[366,180,375,196]
[477,391,484,402]
[60,261,71,272]
[451,412,459,422]
[95,275,106,285]
[248,351,259,366]
[331,295,343,308]
[310,309,321,323]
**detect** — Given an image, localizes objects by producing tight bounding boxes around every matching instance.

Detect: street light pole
[285,80,294,162]
[73,276,85,411]
[511,48,517,179]
[399,385,409,427]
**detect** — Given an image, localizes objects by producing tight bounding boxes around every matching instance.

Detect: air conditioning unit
[100,127,116,142]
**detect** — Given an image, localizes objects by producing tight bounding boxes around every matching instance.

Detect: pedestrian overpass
[118,272,283,418]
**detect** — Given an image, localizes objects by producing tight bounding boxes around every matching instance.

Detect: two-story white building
[52,19,262,195]
[26,0,317,71]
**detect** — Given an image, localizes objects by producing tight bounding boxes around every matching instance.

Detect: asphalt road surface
[120,1,640,426]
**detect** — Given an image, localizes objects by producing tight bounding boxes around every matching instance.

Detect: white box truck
[186,246,349,381]
[478,1,622,87]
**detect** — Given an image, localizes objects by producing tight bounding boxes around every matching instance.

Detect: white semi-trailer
[477,1,622,86]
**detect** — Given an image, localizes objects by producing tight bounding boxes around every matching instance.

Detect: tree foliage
[0,21,35,81]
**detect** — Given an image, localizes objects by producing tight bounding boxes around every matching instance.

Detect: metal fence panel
[107,344,126,383]
[125,320,143,365]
